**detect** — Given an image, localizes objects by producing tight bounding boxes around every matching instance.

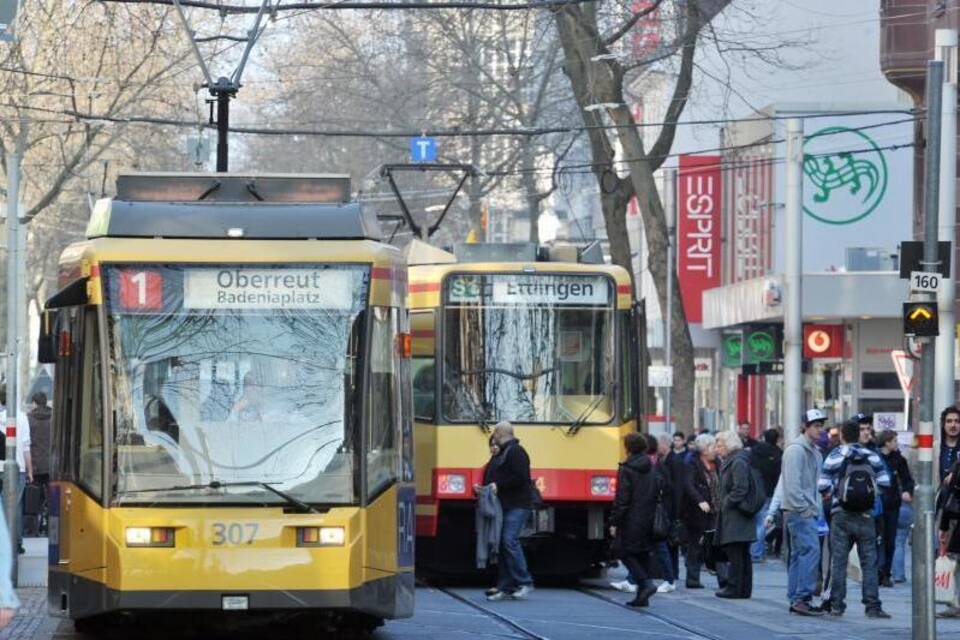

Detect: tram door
[50,308,106,576]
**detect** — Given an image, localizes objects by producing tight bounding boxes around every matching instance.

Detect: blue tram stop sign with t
[410,136,438,162]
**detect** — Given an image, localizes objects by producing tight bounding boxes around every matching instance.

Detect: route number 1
[910,271,941,294]
[119,269,163,310]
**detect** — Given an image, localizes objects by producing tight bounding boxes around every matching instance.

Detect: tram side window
[366,307,400,496]
[620,312,635,420]
[78,309,104,498]
[52,308,82,481]
[410,310,436,422]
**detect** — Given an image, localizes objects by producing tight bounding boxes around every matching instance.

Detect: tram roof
[87,173,382,242]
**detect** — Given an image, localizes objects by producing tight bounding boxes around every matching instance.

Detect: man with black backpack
[818,420,892,619]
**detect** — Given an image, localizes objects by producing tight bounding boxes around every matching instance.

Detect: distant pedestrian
[891,501,912,584]
[0,508,18,629]
[484,422,535,601]
[750,429,783,562]
[937,459,960,618]
[737,421,758,449]
[875,430,913,588]
[714,430,755,599]
[648,434,678,593]
[659,433,685,588]
[27,392,52,536]
[819,420,891,619]
[610,432,663,608]
[681,433,719,589]
[940,406,960,485]
[782,409,826,617]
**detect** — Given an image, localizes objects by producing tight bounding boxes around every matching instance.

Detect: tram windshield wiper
[564,383,616,437]
[118,480,319,514]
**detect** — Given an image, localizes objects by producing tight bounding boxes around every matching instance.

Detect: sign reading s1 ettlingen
[446,274,611,306]
[183,268,353,310]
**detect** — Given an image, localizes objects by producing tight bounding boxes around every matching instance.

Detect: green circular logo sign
[746,331,775,361]
[801,126,888,225]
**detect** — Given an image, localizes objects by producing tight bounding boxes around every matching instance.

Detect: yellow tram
[39,174,414,631]
[406,241,644,577]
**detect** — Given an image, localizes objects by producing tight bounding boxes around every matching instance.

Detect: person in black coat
[610,432,663,608]
[749,428,782,561]
[485,422,535,601]
[876,430,914,587]
[938,460,960,618]
[681,433,720,589]
[714,430,756,599]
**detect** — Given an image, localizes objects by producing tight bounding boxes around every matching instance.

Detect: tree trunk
[554,4,698,434]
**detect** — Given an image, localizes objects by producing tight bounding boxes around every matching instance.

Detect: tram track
[431,586,551,640]
[575,587,724,640]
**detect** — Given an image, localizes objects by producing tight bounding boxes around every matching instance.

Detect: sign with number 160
[910,271,941,293]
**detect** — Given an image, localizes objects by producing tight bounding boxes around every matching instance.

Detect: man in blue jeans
[484,422,535,601]
[781,409,826,616]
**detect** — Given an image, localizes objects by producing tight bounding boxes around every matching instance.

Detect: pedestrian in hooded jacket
[714,430,755,599]
[609,432,663,608]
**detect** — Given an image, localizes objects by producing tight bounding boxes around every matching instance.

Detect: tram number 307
[211,522,259,545]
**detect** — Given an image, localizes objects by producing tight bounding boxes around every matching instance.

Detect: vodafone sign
[803,324,844,359]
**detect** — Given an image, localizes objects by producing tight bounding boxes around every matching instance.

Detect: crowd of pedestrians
[471,405,956,620]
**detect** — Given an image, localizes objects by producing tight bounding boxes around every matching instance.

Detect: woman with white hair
[681,433,719,589]
[714,430,757,599]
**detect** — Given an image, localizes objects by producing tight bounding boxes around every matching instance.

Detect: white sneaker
[609,580,636,593]
[511,585,535,600]
[656,581,677,594]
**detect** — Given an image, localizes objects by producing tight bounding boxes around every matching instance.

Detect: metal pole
[936,29,958,460]
[4,135,22,585]
[913,59,943,640]
[663,169,676,432]
[214,81,232,173]
[784,119,804,441]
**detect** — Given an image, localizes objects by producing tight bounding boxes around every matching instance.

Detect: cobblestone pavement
[1,555,958,639]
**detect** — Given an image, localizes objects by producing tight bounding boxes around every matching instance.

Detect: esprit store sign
[677,155,721,323]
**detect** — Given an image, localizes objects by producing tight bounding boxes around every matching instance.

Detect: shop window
[861,372,900,391]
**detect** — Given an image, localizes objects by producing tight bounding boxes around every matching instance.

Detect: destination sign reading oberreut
[183,268,353,310]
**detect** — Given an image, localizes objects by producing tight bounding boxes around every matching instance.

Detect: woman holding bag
[609,432,663,608]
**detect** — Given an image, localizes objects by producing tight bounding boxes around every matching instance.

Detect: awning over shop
[702,272,909,329]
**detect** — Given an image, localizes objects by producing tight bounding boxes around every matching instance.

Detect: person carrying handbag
[937,459,960,618]
[609,432,663,608]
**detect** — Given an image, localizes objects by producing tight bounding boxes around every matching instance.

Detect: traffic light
[903,301,939,337]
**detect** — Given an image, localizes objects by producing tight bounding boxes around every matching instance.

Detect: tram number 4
[211,522,259,545]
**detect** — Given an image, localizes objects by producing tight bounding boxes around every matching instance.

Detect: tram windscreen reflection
[102,264,368,506]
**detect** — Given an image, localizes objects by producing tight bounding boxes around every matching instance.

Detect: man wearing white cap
[782,409,827,616]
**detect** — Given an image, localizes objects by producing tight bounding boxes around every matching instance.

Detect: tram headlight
[297,526,345,547]
[437,473,467,495]
[125,527,175,547]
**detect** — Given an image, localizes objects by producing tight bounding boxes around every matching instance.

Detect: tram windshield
[103,264,368,506]
[441,273,615,425]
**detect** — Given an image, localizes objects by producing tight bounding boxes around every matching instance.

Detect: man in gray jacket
[781,409,826,616]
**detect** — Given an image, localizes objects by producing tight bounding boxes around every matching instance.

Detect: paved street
[3,538,958,640]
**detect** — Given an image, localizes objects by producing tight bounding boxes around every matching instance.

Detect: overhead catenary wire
[99,0,599,12]
[7,102,921,139]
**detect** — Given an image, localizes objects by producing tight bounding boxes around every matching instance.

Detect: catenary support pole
[783,119,803,441]
[4,132,23,586]
[663,169,676,432]
[935,30,957,447]
[914,59,943,640]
